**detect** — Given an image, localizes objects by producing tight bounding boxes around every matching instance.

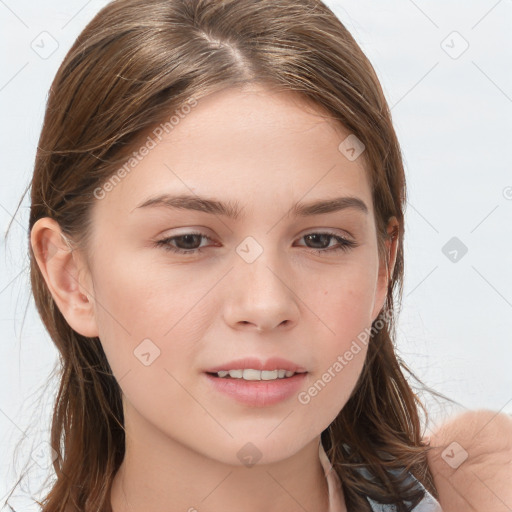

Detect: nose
[222,250,300,333]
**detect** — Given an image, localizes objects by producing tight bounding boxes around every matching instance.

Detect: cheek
[89,255,215,436]
[306,254,379,336]
[299,344,367,434]
[89,248,216,378]
[295,257,376,424]
[297,296,370,436]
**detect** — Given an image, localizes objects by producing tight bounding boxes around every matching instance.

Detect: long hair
[4,0,456,510]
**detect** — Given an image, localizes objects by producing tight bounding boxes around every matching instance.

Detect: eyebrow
[132,193,368,219]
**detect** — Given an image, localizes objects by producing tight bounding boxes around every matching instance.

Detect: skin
[425,409,512,512]
[30,83,399,512]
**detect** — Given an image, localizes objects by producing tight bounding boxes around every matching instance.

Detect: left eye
[296,232,357,253]
[154,231,357,255]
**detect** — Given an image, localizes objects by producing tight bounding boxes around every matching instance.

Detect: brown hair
[4,0,456,510]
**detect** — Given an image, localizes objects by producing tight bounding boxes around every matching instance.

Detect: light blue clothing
[319,442,443,511]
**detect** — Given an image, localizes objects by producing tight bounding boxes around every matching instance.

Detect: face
[38,84,396,466]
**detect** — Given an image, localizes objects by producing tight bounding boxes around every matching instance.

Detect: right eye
[153,232,214,255]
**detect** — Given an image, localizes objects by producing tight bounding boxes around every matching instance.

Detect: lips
[204,356,308,374]
[204,371,307,407]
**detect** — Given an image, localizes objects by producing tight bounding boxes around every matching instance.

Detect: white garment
[318,442,443,512]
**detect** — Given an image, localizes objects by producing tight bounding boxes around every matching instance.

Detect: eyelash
[153,231,357,256]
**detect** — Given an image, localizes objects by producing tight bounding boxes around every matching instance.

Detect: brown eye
[154,232,213,255]
[297,232,357,254]
[153,231,357,257]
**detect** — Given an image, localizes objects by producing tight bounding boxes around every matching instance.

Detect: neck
[109,408,334,512]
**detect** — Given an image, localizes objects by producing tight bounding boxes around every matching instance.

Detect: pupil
[306,233,329,249]
[179,234,201,249]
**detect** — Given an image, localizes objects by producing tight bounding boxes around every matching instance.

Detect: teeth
[215,369,298,380]
[244,369,267,380]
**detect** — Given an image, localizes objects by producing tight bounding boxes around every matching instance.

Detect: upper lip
[205,357,307,373]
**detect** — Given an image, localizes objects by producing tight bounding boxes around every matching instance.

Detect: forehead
[92,84,373,221]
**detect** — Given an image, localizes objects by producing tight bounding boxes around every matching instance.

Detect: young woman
[4,0,511,511]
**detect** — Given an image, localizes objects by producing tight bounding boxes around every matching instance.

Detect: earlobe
[30,217,99,338]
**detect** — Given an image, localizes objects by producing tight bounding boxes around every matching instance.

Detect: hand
[424,409,512,512]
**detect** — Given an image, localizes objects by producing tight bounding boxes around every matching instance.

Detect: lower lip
[204,372,307,407]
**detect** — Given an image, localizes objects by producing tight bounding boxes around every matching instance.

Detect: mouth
[206,369,307,380]
[204,369,308,407]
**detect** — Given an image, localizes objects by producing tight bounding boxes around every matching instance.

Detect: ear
[371,216,399,322]
[30,217,99,338]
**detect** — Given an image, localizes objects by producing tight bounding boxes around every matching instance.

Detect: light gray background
[1,1,511,508]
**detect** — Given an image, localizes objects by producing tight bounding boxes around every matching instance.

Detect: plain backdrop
[1,0,511,509]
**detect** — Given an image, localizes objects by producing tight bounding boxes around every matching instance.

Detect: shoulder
[424,409,512,512]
